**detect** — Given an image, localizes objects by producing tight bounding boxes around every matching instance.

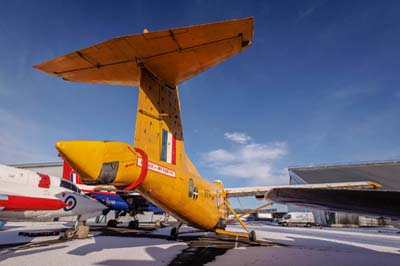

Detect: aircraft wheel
[282,222,288,227]
[160,221,168,228]
[64,228,75,240]
[128,220,139,229]
[107,219,118,227]
[306,223,311,228]
[170,227,178,239]
[155,220,161,228]
[249,230,256,242]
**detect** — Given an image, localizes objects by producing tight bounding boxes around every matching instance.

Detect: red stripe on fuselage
[0,195,66,211]
[81,189,117,196]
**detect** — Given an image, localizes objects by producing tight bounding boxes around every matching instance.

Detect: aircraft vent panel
[98,162,119,184]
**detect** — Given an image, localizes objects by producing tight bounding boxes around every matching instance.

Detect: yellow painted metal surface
[224,200,249,232]
[34,17,253,88]
[41,18,254,231]
[215,229,248,238]
[56,141,141,185]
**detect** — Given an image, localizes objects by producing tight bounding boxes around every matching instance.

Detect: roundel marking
[64,195,77,211]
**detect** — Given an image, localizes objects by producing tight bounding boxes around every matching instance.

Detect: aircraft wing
[225,181,381,197]
[224,181,400,219]
[34,17,253,87]
[266,187,400,219]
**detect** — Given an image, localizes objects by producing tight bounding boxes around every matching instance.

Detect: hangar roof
[289,161,400,190]
[8,162,63,177]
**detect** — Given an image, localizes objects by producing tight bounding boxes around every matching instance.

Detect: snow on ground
[0,222,186,266]
[0,222,71,245]
[1,222,400,266]
[0,236,186,266]
[209,224,400,266]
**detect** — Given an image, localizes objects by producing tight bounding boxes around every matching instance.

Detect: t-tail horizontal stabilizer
[34,17,253,88]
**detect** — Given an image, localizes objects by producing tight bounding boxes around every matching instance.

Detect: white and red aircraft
[0,164,106,222]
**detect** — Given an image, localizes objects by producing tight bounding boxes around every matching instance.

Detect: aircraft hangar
[289,161,400,226]
[9,162,64,177]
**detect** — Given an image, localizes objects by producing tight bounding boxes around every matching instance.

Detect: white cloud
[298,7,315,19]
[205,149,236,163]
[240,143,287,161]
[203,134,289,186]
[224,132,252,144]
[332,86,378,99]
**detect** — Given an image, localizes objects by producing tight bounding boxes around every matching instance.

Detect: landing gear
[215,200,261,243]
[107,219,118,227]
[156,214,170,228]
[170,227,178,238]
[64,228,75,240]
[170,222,183,240]
[249,230,256,242]
[104,210,140,229]
[128,220,139,229]
[61,216,90,240]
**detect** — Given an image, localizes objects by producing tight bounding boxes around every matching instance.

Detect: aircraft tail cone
[55,140,141,186]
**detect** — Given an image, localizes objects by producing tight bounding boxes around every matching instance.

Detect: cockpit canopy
[60,179,81,193]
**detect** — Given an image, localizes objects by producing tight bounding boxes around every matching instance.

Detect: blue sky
[1,0,400,203]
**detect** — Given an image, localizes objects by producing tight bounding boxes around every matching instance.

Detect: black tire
[249,230,256,242]
[170,227,178,239]
[282,222,288,227]
[160,221,168,228]
[64,229,75,240]
[128,220,139,229]
[306,223,311,227]
[107,219,118,227]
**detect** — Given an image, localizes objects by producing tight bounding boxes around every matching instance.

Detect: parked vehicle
[279,212,315,227]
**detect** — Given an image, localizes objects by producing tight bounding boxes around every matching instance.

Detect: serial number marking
[137,158,176,178]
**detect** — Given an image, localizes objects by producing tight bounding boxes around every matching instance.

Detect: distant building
[289,161,400,227]
[9,162,64,177]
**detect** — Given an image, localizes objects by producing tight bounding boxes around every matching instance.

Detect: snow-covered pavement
[210,224,400,266]
[0,222,399,266]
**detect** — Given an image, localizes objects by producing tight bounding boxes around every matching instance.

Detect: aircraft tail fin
[62,160,83,185]
[38,18,254,183]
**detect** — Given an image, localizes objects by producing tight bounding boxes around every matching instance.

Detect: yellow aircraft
[35,17,391,241]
